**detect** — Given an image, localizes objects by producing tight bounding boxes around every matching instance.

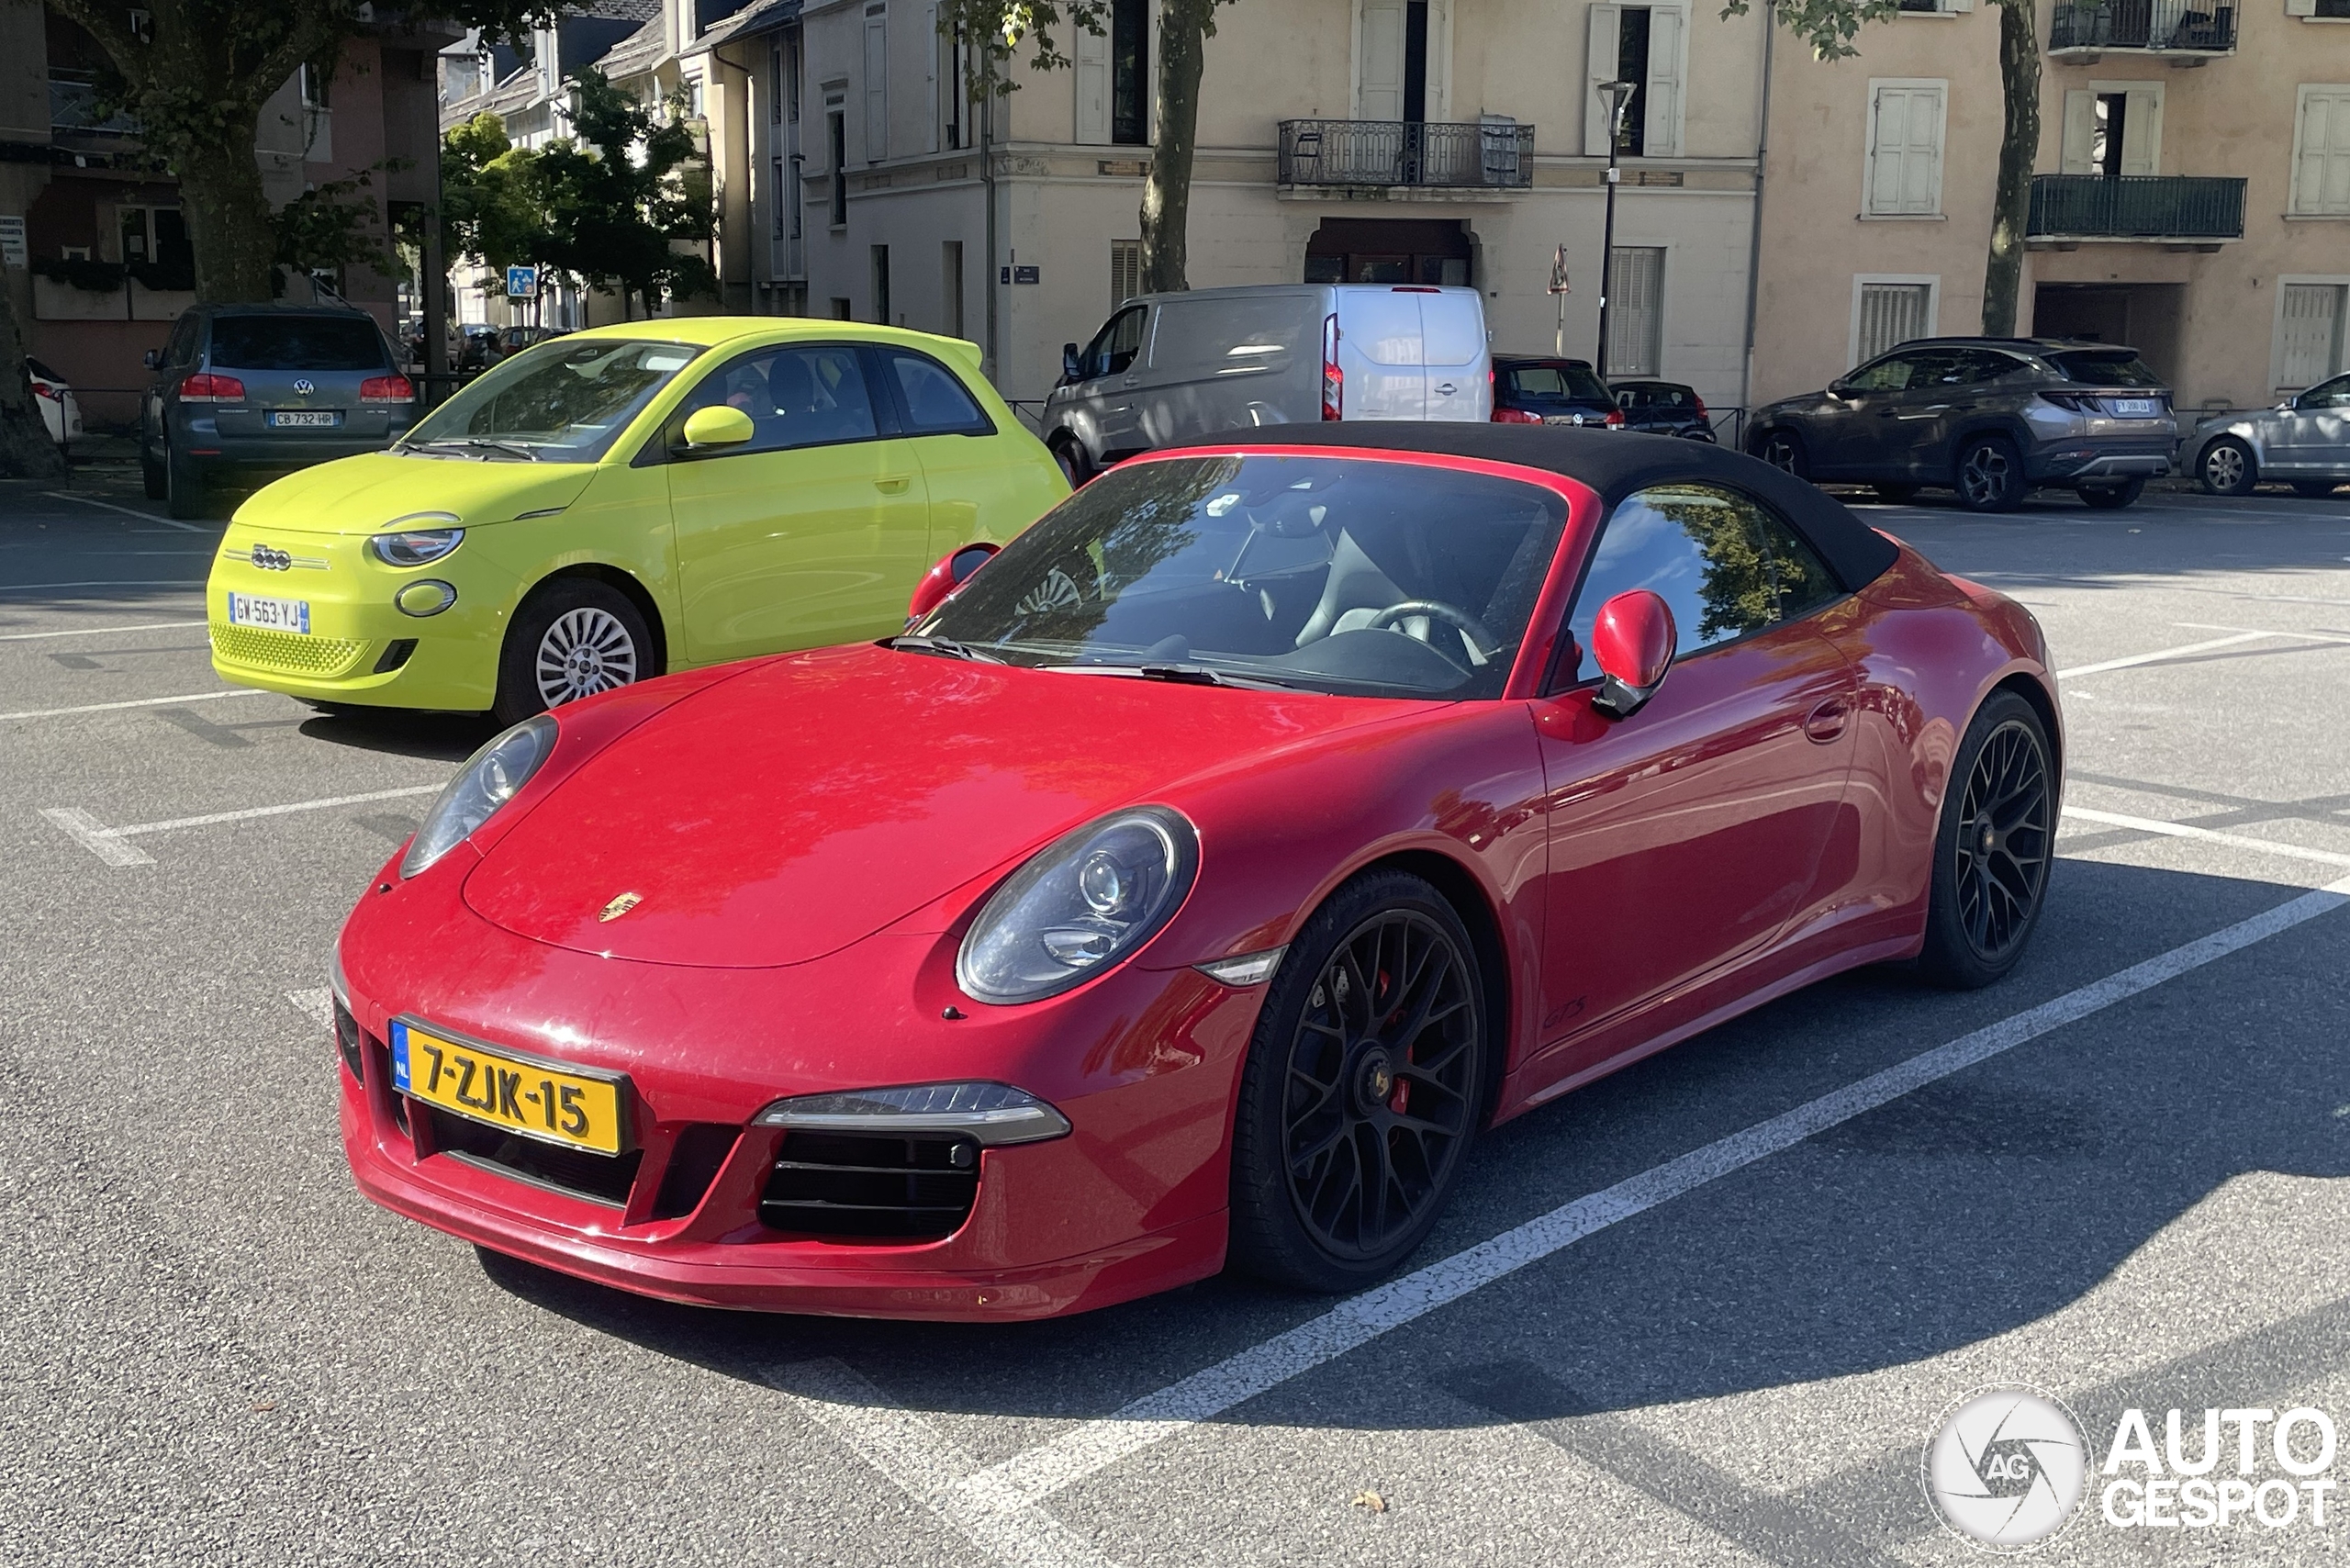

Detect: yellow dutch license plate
[389,1018,628,1155]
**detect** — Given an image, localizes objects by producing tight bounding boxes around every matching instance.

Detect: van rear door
[1334,287,1429,420]
[1143,291,1319,442]
[1419,288,1492,422]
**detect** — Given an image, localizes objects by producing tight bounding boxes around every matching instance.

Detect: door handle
[1803,698,1849,744]
[875,476,911,494]
[1435,382,1458,395]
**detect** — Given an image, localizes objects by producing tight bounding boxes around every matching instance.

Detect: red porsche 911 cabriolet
[333,424,2060,1320]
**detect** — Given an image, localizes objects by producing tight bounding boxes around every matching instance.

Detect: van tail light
[360,375,417,403]
[1321,313,1342,421]
[1493,408,1542,424]
[1605,408,1626,428]
[179,373,247,404]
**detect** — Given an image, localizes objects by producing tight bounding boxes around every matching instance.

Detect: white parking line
[2174,621,2350,648]
[0,689,272,722]
[0,620,206,642]
[2055,631,2278,680]
[42,783,445,865]
[42,490,207,533]
[946,868,2350,1531]
[767,1359,1119,1568]
[0,579,207,594]
[2061,805,2350,869]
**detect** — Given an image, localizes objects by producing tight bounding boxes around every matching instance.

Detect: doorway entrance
[1304,218,1471,286]
[2032,284,2184,386]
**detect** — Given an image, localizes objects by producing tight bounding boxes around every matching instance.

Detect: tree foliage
[275,163,410,283]
[1723,0,2042,336]
[436,72,717,317]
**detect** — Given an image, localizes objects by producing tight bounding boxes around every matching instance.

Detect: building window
[2320,0,2350,17]
[1110,239,1144,307]
[2278,283,2348,387]
[1606,246,1664,376]
[1864,81,1946,216]
[943,241,964,337]
[942,23,968,149]
[2293,87,2350,215]
[864,3,888,161]
[1853,278,1936,364]
[832,296,854,319]
[1111,0,1149,144]
[772,157,789,239]
[770,37,787,124]
[2062,84,2161,178]
[871,243,891,323]
[1585,5,1684,158]
[828,108,848,225]
[298,62,330,108]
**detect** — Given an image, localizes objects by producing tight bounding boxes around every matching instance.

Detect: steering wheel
[1365,599,1503,666]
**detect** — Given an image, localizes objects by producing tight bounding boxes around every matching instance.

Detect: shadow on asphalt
[465,856,2346,1435]
[296,707,501,764]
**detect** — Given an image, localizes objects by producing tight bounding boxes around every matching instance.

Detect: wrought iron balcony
[2049,0,2235,53]
[1277,119,1534,191]
[2027,174,2245,241]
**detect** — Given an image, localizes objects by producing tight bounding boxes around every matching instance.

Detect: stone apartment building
[0,7,450,426]
[1751,0,2350,412]
[794,0,1779,411]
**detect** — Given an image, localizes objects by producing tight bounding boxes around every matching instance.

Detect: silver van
[1040,284,1492,483]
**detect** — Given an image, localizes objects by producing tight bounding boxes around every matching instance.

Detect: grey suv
[1745,337,2177,511]
[140,304,415,519]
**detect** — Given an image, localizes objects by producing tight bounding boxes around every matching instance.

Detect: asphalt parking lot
[3,470,2347,1567]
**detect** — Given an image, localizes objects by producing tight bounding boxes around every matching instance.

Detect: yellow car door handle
[876,476,911,494]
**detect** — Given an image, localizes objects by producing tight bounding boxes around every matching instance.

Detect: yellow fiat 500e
[206,319,1067,722]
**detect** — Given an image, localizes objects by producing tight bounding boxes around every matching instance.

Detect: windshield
[399,337,704,463]
[2050,351,2164,388]
[916,454,1569,699]
[1504,364,1612,402]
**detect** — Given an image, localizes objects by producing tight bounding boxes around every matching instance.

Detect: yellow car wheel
[495,579,658,726]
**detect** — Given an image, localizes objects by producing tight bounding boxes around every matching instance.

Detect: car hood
[462,644,1415,968]
[231,451,599,535]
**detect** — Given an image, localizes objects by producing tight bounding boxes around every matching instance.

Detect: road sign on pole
[505,264,538,300]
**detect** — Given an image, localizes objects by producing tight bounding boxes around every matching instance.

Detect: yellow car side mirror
[680,405,755,451]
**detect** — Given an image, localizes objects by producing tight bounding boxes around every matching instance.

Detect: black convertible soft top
[1199,422,1901,594]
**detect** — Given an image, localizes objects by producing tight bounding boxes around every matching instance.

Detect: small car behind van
[1040,284,1491,483]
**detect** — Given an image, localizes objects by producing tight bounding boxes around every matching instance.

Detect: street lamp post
[1594,79,1638,383]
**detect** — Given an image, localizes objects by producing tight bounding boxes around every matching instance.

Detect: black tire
[163,436,207,521]
[1953,433,2025,513]
[1751,428,1808,480]
[2199,436,2256,498]
[1873,483,1920,505]
[2291,480,2339,499]
[2078,476,2146,510]
[494,578,656,727]
[1228,870,1489,1293]
[140,425,166,499]
[1049,435,1091,488]
[1915,690,2056,990]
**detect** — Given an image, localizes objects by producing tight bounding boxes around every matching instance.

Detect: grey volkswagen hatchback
[140,305,415,519]
[1745,337,2176,512]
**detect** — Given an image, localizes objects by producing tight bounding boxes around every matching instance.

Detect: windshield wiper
[398,437,542,462]
[1044,662,1295,691]
[882,633,1006,664]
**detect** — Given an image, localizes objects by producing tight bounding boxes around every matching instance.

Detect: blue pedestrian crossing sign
[505,264,538,299]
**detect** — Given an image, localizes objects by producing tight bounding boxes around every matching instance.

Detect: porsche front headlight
[956,807,1199,1003]
[399,714,556,878]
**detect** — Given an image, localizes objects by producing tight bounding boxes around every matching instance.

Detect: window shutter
[2288,0,2319,18]
[2121,87,2161,175]
[1866,85,1943,215]
[2297,89,2350,214]
[1426,0,1453,122]
[2061,90,2097,174]
[1586,4,1622,156]
[1074,20,1111,143]
[864,5,888,162]
[1644,6,1684,158]
[1944,0,1975,12]
[1359,0,1408,121]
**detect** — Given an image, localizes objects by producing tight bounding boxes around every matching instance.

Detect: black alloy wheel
[1051,436,1091,488]
[2078,476,2146,510]
[1916,691,2055,988]
[1954,434,2025,513]
[163,432,207,521]
[1229,872,1486,1291]
[140,414,167,500]
[1754,430,1808,479]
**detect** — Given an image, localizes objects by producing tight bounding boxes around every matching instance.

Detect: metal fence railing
[1278,119,1536,190]
[2049,0,2236,50]
[2027,174,2245,240]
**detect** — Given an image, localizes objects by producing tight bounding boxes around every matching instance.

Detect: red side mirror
[1589,588,1676,720]
[906,542,999,624]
